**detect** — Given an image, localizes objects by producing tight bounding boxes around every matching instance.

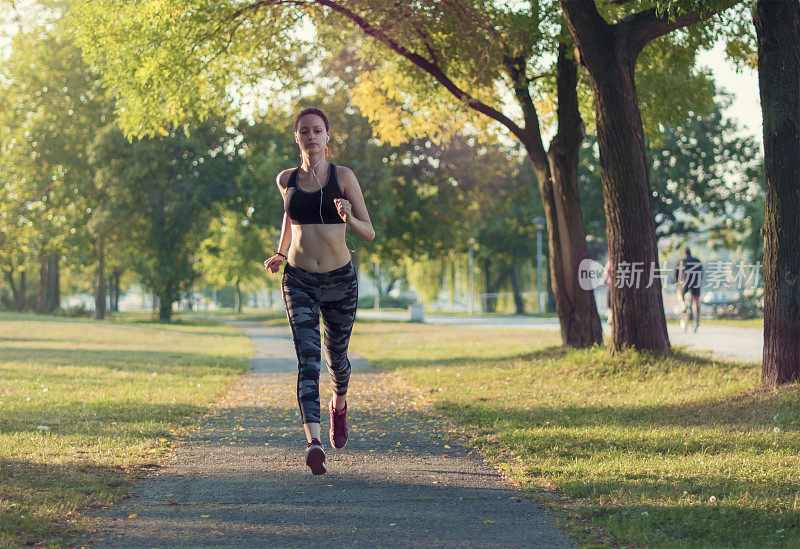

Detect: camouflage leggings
[281,262,358,424]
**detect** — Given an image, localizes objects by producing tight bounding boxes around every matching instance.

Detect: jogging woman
[264,107,375,475]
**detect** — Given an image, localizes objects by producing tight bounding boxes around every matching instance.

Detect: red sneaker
[329,399,349,449]
[305,438,326,475]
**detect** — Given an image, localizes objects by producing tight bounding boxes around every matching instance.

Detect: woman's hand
[264,254,284,274]
[334,198,353,223]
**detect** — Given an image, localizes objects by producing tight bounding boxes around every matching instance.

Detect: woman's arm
[264,173,294,273]
[335,167,375,242]
[265,213,292,273]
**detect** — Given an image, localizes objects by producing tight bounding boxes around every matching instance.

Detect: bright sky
[698,46,762,147]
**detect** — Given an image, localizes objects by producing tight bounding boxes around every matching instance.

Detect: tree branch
[622,1,739,58]
[312,0,528,145]
[224,1,528,144]
[416,27,439,65]
[502,53,548,164]
[619,7,704,58]
[558,0,613,71]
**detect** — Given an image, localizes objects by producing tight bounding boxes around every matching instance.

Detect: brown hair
[293,107,331,158]
[293,107,329,132]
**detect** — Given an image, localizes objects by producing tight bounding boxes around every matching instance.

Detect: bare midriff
[287,223,350,273]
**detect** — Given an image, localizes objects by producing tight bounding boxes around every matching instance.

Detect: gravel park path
[82,320,575,548]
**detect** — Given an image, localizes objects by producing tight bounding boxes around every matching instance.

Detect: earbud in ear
[326,135,330,143]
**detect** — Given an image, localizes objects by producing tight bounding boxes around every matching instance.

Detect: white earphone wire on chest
[307,157,355,253]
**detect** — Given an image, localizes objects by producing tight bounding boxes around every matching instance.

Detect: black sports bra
[283,164,346,225]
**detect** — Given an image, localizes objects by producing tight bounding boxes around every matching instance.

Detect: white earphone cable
[306,138,355,253]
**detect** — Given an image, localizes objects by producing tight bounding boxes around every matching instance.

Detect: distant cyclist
[674,247,703,332]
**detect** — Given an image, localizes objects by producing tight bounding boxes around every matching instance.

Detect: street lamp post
[374,260,381,310]
[532,217,546,313]
[467,238,475,315]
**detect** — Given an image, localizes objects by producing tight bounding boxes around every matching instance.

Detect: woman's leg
[303,422,322,442]
[319,266,359,407]
[282,273,323,438]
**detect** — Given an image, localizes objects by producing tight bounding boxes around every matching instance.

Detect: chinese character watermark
[578,260,762,290]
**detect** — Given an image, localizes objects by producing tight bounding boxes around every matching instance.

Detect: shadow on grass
[374,343,754,378]
[0,401,206,437]
[0,313,256,340]
[0,347,249,373]
[440,386,795,432]
[373,346,568,371]
[573,501,800,547]
[0,312,94,323]
[457,395,800,546]
[0,336,65,343]
[0,457,142,547]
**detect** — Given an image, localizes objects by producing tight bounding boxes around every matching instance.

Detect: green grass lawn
[0,312,253,547]
[177,307,287,326]
[351,322,800,548]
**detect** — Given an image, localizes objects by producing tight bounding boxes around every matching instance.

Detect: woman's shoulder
[276,167,297,188]
[333,164,358,184]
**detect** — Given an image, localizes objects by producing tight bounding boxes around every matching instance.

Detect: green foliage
[403,258,445,306]
[197,210,272,291]
[579,93,763,245]
[649,95,762,238]
[73,0,716,143]
[234,116,297,230]
[637,33,717,143]
[88,120,239,318]
[72,0,309,137]
[0,23,109,308]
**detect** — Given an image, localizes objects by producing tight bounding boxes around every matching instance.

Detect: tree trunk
[482,259,496,313]
[46,253,59,312]
[547,279,557,314]
[560,1,670,354]
[235,278,242,313]
[108,269,119,312]
[513,39,603,347]
[510,266,525,314]
[546,42,603,345]
[114,270,122,312]
[158,296,172,321]
[36,254,47,314]
[593,64,669,354]
[19,270,26,311]
[94,235,106,320]
[4,266,25,312]
[755,0,800,387]
[108,273,115,312]
[374,261,381,310]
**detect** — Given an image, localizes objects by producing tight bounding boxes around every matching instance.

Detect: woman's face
[295,114,329,154]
